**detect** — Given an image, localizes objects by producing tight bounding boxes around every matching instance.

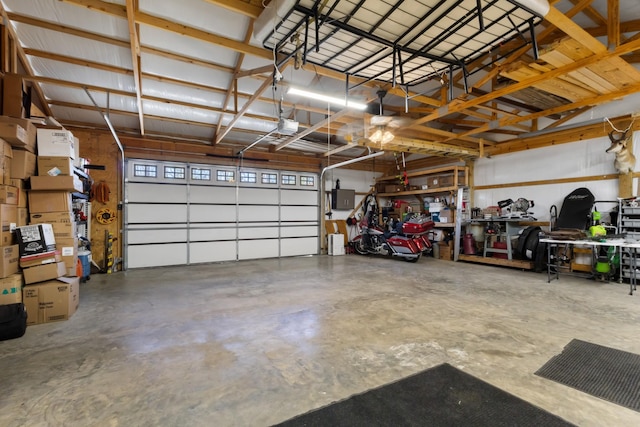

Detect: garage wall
[124,159,319,269]
[474,132,640,222]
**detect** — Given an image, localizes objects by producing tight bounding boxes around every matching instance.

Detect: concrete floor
[1,254,640,426]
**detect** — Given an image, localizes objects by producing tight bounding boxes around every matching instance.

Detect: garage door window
[191,168,211,181]
[134,164,157,178]
[165,166,185,179]
[281,174,296,185]
[262,173,277,184]
[300,176,315,186]
[217,170,235,182]
[240,171,257,183]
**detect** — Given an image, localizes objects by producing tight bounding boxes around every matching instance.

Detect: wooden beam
[408,35,640,130]
[202,0,263,19]
[608,0,620,49]
[216,19,254,141]
[215,75,275,144]
[276,109,351,151]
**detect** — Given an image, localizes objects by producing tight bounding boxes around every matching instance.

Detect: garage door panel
[238,227,279,239]
[189,241,236,263]
[280,206,317,221]
[188,227,236,241]
[281,189,317,205]
[127,244,187,268]
[128,204,187,223]
[128,228,187,244]
[127,183,187,203]
[238,188,278,204]
[281,237,318,256]
[190,205,236,222]
[238,205,278,222]
[190,185,236,203]
[280,226,318,238]
[238,239,279,260]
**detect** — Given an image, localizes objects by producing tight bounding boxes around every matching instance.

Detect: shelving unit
[619,200,640,282]
[376,165,469,198]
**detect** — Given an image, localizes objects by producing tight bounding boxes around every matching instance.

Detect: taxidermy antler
[606,130,636,174]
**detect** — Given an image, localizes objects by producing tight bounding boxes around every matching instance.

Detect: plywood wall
[73,130,122,272]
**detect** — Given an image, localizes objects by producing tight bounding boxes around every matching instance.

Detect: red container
[492,241,508,259]
[463,234,476,255]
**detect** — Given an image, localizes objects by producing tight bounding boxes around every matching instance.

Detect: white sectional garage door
[124,160,319,269]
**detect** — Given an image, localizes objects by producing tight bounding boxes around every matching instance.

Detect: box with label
[0,116,37,150]
[37,156,74,176]
[19,250,61,268]
[22,276,79,325]
[29,211,76,239]
[0,273,23,304]
[36,128,75,159]
[30,175,83,192]
[15,223,56,257]
[0,203,17,246]
[0,184,17,204]
[56,237,78,273]
[0,245,19,279]
[23,261,67,285]
[27,191,72,213]
[11,149,36,179]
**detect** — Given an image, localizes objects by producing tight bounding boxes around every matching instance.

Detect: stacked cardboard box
[0,78,84,329]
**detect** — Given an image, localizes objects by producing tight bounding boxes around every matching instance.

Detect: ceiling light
[370,128,394,144]
[509,0,549,17]
[288,87,367,110]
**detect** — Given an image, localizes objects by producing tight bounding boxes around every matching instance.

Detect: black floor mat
[273,363,573,426]
[536,339,640,412]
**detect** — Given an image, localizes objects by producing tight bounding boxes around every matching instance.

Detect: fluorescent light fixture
[288,87,367,110]
[509,0,549,17]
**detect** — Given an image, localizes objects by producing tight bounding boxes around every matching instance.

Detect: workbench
[540,238,640,295]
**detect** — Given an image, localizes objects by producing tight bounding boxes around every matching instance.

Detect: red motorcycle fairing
[386,235,420,254]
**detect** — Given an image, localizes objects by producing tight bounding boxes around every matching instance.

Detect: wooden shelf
[378,185,462,197]
[434,222,455,228]
[457,254,534,270]
[377,165,468,182]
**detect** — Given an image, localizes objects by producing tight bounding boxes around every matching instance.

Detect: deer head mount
[606,129,636,174]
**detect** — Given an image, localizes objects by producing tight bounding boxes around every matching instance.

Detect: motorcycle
[351,205,433,262]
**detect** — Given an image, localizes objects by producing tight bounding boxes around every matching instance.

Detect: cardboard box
[19,250,61,268]
[17,207,27,226]
[30,211,74,224]
[28,191,72,213]
[30,175,83,192]
[15,223,56,257]
[438,241,453,261]
[56,237,78,273]
[23,261,66,285]
[0,245,19,278]
[0,273,23,304]
[37,156,74,176]
[0,184,17,204]
[29,211,76,239]
[0,203,17,246]
[36,129,75,159]
[0,116,37,151]
[22,276,79,325]
[3,155,10,185]
[2,75,27,119]
[11,149,36,178]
